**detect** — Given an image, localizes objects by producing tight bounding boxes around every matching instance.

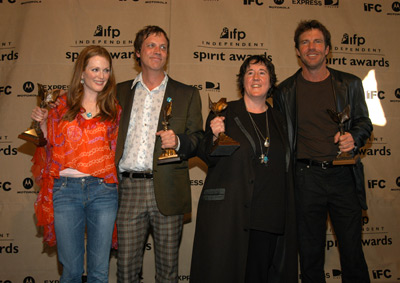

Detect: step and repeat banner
[1,0,399,282]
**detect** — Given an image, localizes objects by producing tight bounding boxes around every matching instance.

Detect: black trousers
[295,162,370,283]
[245,229,278,283]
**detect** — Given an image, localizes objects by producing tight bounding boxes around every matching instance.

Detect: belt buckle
[321,161,329,170]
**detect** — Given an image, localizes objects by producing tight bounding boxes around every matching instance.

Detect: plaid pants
[117,177,183,283]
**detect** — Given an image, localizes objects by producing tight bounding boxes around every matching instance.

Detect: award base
[332,152,360,165]
[210,133,240,156]
[18,128,47,147]
[158,149,181,164]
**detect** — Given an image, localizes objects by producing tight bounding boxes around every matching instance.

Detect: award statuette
[18,83,61,147]
[209,96,240,156]
[157,97,181,164]
[327,104,360,165]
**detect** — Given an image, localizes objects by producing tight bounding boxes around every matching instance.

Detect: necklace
[86,112,92,118]
[247,109,270,165]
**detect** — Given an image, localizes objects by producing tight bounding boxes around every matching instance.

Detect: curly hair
[237,55,277,98]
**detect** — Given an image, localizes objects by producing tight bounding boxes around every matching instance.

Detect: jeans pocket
[52,178,66,194]
[101,182,117,191]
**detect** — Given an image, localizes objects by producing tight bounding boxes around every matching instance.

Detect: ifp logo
[341,33,365,46]
[220,27,246,41]
[93,25,121,38]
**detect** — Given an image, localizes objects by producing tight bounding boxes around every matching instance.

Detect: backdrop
[0,0,399,282]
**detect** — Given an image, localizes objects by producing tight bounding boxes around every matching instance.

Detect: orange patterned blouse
[32,94,121,247]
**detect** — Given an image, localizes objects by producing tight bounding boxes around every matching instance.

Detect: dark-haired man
[274,20,372,283]
[115,25,203,283]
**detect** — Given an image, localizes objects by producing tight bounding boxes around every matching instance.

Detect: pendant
[260,154,269,164]
[86,112,92,118]
[264,138,270,148]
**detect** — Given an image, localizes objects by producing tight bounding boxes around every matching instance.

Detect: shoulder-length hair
[64,45,118,122]
[237,54,277,98]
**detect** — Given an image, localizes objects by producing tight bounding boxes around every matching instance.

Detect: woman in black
[190,55,297,283]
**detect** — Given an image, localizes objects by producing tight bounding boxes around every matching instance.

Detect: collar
[131,72,169,91]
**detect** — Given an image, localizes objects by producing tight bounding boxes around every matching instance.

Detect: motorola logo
[395,88,400,99]
[23,178,34,190]
[23,277,35,283]
[23,81,35,93]
[392,1,400,12]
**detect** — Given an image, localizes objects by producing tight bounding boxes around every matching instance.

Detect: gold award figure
[327,104,360,165]
[18,83,60,147]
[209,95,240,156]
[158,97,181,164]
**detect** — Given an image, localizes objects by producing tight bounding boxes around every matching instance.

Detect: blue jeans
[53,176,118,283]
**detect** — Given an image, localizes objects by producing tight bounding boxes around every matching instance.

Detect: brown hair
[133,25,169,66]
[294,19,332,51]
[237,55,277,98]
[64,45,118,122]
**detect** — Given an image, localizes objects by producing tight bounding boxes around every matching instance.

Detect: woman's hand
[31,107,49,138]
[210,116,225,141]
[31,107,48,125]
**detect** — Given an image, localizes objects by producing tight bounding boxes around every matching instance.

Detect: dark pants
[295,162,370,283]
[245,229,279,283]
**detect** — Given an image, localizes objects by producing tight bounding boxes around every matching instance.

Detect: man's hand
[334,132,355,153]
[156,129,178,149]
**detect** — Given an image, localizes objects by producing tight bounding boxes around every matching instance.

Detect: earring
[80,78,84,85]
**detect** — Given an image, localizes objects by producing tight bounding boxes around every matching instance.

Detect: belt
[297,159,334,169]
[121,171,153,179]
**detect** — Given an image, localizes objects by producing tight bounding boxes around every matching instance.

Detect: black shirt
[249,109,286,234]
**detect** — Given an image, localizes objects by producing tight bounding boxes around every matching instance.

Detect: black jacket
[273,67,373,209]
[190,99,298,283]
